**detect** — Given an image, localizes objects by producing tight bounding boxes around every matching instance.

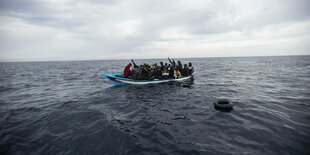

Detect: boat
[102,73,193,86]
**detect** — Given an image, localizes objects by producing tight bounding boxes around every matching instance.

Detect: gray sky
[0,0,310,61]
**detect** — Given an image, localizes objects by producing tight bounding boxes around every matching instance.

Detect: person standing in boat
[123,63,132,77]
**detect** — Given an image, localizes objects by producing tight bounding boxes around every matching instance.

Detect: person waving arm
[131,59,138,68]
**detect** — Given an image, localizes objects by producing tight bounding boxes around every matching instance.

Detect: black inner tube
[214,99,233,109]
[217,99,230,104]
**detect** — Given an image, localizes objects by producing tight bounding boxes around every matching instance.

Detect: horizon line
[0,54,309,63]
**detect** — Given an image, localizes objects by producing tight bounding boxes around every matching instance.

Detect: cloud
[0,0,310,61]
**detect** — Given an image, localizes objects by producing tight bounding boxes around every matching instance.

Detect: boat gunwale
[102,73,192,82]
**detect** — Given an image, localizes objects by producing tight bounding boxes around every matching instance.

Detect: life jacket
[174,70,181,78]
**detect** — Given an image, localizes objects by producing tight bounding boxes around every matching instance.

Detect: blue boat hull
[102,73,193,86]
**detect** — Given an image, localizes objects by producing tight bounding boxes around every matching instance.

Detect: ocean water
[0,56,310,155]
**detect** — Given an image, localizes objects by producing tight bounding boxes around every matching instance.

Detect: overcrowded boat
[102,58,194,86]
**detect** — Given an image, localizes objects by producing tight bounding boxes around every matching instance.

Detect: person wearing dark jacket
[142,64,151,80]
[168,64,174,78]
[162,67,169,79]
[188,62,194,75]
[154,64,162,79]
[160,61,165,71]
[159,61,167,78]
[133,65,144,80]
[182,64,190,76]
[177,61,183,73]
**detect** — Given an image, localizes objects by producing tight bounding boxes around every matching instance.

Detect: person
[188,62,194,75]
[160,61,163,66]
[146,64,155,80]
[182,64,190,76]
[133,65,144,80]
[168,57,176,66]
[174,69,182,79]
[167,64,174,78]
[177,61,183,72]
[123,63,132,77]
[159,61,167,79]
[161,67,169,79]
[122,59,193,80]
[160,61,165,71]
[154,64,162,79]
[142,63,153,80]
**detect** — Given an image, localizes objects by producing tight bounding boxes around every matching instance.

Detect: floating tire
[214,99,233,110]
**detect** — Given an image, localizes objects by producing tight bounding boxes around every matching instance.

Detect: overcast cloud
[0,0,310,61]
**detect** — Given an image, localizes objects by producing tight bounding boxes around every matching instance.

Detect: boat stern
[102,73,128,86]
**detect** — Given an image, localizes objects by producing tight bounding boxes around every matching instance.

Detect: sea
[0,55,309,155]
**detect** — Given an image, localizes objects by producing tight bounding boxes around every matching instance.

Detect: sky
[0,0,310,61]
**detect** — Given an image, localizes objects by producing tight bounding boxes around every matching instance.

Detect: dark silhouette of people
[123,58,193,80]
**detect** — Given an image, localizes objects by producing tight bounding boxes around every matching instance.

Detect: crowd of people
[123,58,194,80]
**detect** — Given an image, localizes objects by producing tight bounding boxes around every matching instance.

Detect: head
[165,63,168,66]
[160,62,163,65]
[184,64,187,68]
[178,61,181,64]
[129,63,132,66]
[189,62,192,66]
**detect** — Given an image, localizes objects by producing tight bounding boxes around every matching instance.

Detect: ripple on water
[1,56,310,154]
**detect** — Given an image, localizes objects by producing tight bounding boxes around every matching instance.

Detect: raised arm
[131,59,138,68]
[168,57,173,64]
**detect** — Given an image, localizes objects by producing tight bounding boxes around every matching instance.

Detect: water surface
[0,56,310,154]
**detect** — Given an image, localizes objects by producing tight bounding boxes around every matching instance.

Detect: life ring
[214,99,233,109]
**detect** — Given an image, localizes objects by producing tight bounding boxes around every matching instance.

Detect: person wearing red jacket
[123,63,132,77]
